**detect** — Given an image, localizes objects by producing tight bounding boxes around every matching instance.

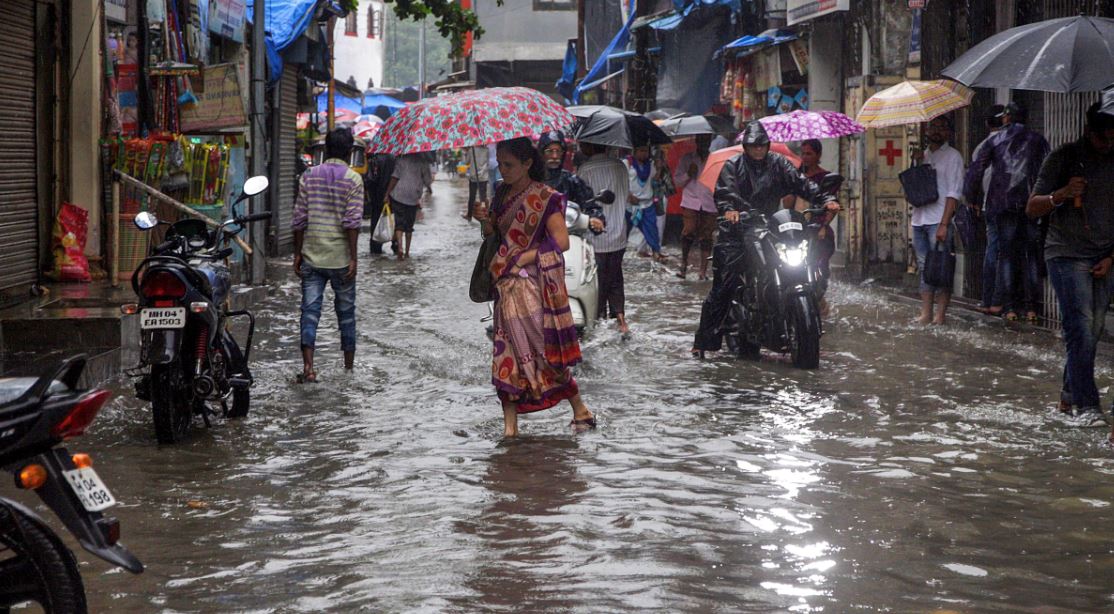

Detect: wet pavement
[29,177,1114,611]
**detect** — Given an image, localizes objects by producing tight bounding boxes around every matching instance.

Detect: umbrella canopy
[703,114,737,135]
[856,80,974,129]
[645,107,688,121]
[657,115,718,138]
[698,144,801,192]
[757,110,865,141]
[568,105,672,149]
[352,121,381,139]
[1101,88,1114,117]
[361,93,406,115]
[942,16,1114,93]
[368,87,572,154]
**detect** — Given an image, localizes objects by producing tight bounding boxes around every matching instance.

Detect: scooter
[123,176,271,444]
[723,175,843,369]
[0,355,143,612]
[483,190,614,338]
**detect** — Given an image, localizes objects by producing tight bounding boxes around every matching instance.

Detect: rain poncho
[714,153,836,217]
[963,123,1050,216]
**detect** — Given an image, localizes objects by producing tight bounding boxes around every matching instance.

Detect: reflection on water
[54,178,1114,612]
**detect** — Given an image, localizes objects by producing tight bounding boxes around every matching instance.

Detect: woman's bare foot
[916,314,932,325]
[617,314,630,335]
[569,395,596,431]
[502,403,519,437]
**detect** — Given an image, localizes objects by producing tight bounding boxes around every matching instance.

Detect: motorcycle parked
[0,355,143,612]
[723,175,843,369]
[483,189,614,338]
[123,176,271,443]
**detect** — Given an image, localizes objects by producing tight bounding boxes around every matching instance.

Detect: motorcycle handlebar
[235,212,272,224]
[154,239,178,254]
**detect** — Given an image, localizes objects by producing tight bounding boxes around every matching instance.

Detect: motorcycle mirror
[243,175,270,196]
[818,174,844,192]
[597,190,615,205]
[133,211,159,230]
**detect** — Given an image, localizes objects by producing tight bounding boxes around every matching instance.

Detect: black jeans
[595,249,626,318]
[693,229,756,351]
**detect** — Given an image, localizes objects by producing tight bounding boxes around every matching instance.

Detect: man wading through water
[292,128,363,382]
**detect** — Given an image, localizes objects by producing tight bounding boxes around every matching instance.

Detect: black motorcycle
[123,176,271,443]
[0,355,143,612]
[723,175,842,369]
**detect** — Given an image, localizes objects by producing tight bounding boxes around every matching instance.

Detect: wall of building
[70,0,103,259]
[333,1,387,90]
[473,0,576,63]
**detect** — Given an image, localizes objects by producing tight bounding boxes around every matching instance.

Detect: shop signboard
[786,0,850,25]
[210,0,246,43]
[181,63,248,133]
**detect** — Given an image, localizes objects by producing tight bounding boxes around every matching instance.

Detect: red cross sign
[879,140,903,166]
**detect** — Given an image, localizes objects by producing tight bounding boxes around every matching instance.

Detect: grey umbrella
[941,16,1114,93]
[657,115,718,138]
[568,105,672,149]
[1102,88,1114,117]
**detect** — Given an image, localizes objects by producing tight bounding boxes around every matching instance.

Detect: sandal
[570,416,597,431]
[296,370,318,384]
[1004,312,1019,322]
[1026,311,1039,324]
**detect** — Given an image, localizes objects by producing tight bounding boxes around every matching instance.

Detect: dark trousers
[596,249,626,318]
[694,236,749,351]
[367,196,386,254]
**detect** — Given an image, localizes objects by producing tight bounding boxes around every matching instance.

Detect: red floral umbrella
[368,87,573,154]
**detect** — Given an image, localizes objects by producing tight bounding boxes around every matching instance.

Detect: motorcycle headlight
[776,241,808,267]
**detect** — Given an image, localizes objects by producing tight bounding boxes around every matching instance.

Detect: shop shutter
[273,67,299,255]
[0,0,39,292]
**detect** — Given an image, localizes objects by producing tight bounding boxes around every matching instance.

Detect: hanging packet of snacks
[48,203,92,282]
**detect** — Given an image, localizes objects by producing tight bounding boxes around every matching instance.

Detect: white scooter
[484,190,614,339]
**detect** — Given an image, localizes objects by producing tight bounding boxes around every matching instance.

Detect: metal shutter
[0,0,39,292]
[274,67,299,255]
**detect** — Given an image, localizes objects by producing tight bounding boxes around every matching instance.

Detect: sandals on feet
[1026,311,1039,324]
[1004,312,1019,322]
[570,416,597,431]
[297,370,317,384]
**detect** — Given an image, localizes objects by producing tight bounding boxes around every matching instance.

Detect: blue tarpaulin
[246,0,319,83]
[573,0,637,103]
[556,39,578,102]
[360,94,405,115]
[315,92,363,114]
[722,28,798,56]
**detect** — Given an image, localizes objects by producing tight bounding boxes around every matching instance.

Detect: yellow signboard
[181,63,247,133]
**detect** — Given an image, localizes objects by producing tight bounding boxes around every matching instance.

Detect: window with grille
[345,12,357,36]
[368,8,383,39]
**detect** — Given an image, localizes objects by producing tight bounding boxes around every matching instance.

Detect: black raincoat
[545,167,605,225]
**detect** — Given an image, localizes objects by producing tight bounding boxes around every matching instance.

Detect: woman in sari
[473,138,597,437]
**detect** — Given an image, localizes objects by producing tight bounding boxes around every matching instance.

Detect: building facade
[334,1,387,90]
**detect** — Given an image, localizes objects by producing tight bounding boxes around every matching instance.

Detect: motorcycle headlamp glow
[776,241,808,267]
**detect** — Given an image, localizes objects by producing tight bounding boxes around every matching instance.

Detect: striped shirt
[577,154,630,254]
[389,154,433,206]
[292,159,364,269]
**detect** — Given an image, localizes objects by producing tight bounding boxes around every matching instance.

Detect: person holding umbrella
[1026,102,1114,428]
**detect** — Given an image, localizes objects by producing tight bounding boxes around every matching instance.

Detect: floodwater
[27,178,1114,611]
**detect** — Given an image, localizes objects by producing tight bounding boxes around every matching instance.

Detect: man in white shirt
[911,115,964,325]
[461,145,489,221]
[578,142,632,334]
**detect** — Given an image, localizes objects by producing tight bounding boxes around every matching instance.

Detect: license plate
[62,467,116,512]
[140,307,185,329]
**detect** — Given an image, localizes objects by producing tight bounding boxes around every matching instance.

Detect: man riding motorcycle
[538,130,606,232]
[691,121,842,357]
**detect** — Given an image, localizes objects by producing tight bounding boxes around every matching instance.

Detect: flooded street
[54,177,1114,612]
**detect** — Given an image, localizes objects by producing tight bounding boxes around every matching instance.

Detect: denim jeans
[912,223,954,294]
[1046,257,1114,409]
[300,264,357,352]
[986,211,1043,312]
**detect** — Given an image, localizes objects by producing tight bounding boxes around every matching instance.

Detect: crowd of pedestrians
[291,101,1114,438]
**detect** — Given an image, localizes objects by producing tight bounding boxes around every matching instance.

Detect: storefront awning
[632,0,742,31]
[721,28,798,58]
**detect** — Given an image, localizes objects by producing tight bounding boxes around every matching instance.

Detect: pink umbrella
[756,110,865,142]
[352,121,381,139]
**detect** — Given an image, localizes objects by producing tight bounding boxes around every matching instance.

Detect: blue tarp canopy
[361,94,405,115]
[246,0,319,83]
[556,39,578,101]
[642,0,741,30]
[573,0,637,103]
[315,92,363,114]
[722,28,798,56]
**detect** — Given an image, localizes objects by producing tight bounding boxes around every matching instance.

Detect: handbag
[899,162,939,208]
[468,233,501,303]
[923,240,956,289]
[372,202,394,243]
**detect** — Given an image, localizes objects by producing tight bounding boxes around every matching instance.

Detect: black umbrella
[1102,88,1114,117]
[657,115,718,137]
[644,107,687,120]
[568,105,672,149]
[702,114,737,135]
[942,16,1114,93]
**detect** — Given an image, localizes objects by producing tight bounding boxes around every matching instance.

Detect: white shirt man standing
[911,115,965,325]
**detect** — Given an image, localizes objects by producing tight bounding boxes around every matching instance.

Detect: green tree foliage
[383,0,500,53]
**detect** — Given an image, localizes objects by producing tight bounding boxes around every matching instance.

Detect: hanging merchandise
[767,86,782,108]
[794,88,809,110]
[49,203,93,282]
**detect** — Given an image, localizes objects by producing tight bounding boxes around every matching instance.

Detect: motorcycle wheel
[227,388,250,419]
[151,364,193,444]
[726,303,761,360]
[788,294,821,369]
[0,505,87,613]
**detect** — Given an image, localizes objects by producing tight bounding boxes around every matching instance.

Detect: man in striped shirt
[578,141,632,334]
[292,128,364,382]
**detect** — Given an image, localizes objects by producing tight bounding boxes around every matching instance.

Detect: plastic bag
[49,202,91,282]
[627,226,645,252]
[372,202,395,243]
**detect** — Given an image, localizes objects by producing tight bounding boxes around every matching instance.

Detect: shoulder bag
[899,160,939,208]
[468,185,509,303]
